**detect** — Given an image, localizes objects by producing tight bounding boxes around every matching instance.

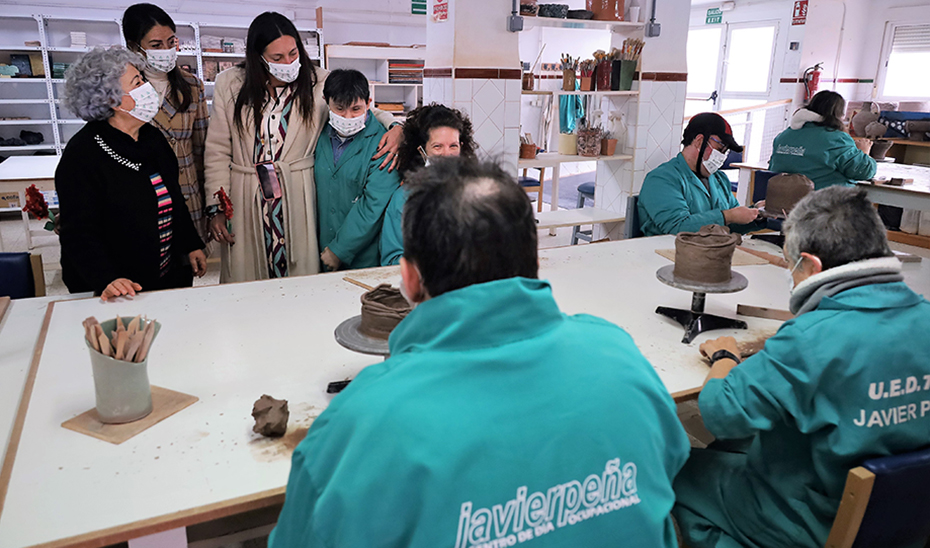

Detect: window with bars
[881,23,930,99]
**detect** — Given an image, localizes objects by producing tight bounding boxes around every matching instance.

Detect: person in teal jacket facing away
[270,158,691,548]
[638,112,763,236]
[379,104,476,266]
[769,90,876,190]
[315,69,400,271]
[673,186,930,548]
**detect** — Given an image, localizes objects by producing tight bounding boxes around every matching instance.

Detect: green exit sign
[706,7,723,24]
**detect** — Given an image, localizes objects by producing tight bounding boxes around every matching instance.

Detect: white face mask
[785,257,803,293]
[145,48,177,73]
[120,82,160,123]
[265,58,300,84]
[329,110,367,137]
[702,146,727,175]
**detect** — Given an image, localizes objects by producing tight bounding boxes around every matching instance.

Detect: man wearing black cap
[638,112,763,236]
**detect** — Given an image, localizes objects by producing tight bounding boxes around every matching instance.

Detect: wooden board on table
[737,304,794,322]
[655,248,768,266]
[61,386,198,445]
[0,297,9,326]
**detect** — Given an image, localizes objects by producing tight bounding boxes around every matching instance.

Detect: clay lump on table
[359,284,413,340]
[673,225,742,284]
[252,394,289,437]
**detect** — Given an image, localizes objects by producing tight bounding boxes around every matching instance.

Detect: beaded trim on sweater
[95,134,141,171]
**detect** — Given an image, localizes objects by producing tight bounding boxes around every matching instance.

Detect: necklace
[95,134,141,171]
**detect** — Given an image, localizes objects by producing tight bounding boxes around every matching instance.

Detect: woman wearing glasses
[637,112,764,236]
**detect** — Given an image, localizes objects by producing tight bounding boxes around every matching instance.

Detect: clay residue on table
[249,402,322,462]
[737,327,779,358]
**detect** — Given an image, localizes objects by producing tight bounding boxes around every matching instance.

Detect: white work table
[1,236,928,548]
[0,293,92,466]
[732,161,930,212]
[0,156,59,195]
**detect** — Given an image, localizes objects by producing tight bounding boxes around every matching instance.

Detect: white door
[685,21,779,118]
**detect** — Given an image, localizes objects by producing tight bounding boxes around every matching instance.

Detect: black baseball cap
[683,112,743,153]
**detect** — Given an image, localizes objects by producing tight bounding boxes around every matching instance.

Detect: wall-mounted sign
[433,0,449,22]
[706,7,723,25]
[792,0,808,25]
[412,1,426,15]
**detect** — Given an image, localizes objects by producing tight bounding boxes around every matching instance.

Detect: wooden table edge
[0,302,54,518]
[24,487,286,548]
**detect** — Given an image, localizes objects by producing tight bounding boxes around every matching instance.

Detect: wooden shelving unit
[324,44,424,119]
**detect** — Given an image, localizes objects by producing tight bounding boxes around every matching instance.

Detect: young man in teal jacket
[270,158,691,548]
[638,112,763,236]
[315,69,400,271]
[674,186,930,548]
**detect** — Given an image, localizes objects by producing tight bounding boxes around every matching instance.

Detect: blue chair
[722,150,744,193]
[825,446,930,548]
[625,194,642,239]
[0,252,44,299]
[520,168,545,213]
[570,182,595,245]
[749,169,785,247]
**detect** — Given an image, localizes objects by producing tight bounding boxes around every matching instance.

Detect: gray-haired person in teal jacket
[674,186,930,548]
[638,112,763,236]
[271,158,690,548]
[769,90,876,190]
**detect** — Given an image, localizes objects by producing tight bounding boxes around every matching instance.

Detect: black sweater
[56,120,204,294]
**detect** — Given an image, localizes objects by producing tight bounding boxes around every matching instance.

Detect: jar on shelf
[562,69,576,91]
[596,59,611,91]
[577,128,602,157]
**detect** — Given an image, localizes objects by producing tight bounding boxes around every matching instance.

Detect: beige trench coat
[204,65,395,283]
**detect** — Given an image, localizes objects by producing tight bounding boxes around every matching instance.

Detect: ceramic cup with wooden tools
[84,316,161,424]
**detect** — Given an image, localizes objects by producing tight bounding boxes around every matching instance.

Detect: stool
[520,168,545,213]
[570,182,595,245]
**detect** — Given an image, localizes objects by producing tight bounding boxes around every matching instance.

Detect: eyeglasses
[708,136,728,154]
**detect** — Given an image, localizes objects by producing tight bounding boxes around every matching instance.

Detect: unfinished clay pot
[673,225,742,284]
[869,139,894,160]
[905,120,930,142]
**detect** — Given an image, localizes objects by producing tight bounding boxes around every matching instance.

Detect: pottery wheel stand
[655,265,749,344]
[331,315,389,393]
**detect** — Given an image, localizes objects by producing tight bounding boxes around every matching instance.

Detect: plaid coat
[149,69,209,244]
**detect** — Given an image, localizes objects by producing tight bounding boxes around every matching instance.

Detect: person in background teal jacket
[674,186,930,548]
[315,69,400,271]
[270,158,691,548]
[639,112,763,236]
[769,91,876,190]
[380,104,476,266]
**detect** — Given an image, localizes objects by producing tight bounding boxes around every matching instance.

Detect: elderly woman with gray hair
[672,186,930,548]
[56,47,206,301]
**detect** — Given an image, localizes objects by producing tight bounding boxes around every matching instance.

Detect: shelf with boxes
[0,14,325,152]
[324,44,424,120]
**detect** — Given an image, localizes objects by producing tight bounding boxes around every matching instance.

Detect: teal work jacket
[314,114,400,270]
[269,277,690,548]
[769,123,877,190]
[638,153,760,236]
[379,186,405,266]
[676,282,930,548]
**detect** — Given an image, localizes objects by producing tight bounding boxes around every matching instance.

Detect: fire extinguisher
[803,62,823,101]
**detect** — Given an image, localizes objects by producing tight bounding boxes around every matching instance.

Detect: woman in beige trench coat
[204,11,401,283]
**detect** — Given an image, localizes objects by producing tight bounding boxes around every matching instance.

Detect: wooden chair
[825,446,930,548]
[519,167,545,213]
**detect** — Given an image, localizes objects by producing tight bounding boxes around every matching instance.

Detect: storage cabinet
[324,44,424,120]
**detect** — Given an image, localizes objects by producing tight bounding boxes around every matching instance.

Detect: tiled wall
[424,77,522,167]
